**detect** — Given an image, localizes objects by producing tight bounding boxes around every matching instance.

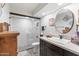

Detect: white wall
[0,4,9,23]
[40,4,79,40]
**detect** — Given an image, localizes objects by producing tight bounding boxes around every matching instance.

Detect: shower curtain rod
[10,12,41,19]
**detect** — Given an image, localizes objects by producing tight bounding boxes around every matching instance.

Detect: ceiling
[9,3,71,18]
[35,3,71,17]
[9,3,47,15]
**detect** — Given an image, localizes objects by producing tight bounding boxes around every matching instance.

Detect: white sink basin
[48,37,71,44]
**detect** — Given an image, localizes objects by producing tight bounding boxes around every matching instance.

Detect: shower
[9,15,41,52]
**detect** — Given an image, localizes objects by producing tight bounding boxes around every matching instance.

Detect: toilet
[32,42,39,54]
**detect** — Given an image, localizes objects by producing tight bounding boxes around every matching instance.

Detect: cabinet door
[40,39,63,56]
[46,46,62,56]
[40,39,47,56]
[0,37,17,56]
[0,38,9,56]
[46,41,63,56]
[7,37,17,56]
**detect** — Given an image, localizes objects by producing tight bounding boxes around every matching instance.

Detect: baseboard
[17,45,33,52]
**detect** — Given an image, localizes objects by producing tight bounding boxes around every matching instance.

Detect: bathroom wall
[40,4,79,40]
[32,19,41,42]
[0,4,9,23]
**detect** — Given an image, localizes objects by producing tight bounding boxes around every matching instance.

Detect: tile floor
[18,45,39,56]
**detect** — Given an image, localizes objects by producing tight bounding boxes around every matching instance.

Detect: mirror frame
[55,9,74,34]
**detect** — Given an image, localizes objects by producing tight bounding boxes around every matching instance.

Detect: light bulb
[57,3,63,5]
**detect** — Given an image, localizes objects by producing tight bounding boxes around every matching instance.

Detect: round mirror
[55,9,74,34]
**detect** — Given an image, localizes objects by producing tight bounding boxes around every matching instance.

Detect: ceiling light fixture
[57,3,63,5]
[41,12,46,16]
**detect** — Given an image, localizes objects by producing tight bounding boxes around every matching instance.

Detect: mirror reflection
[55,9,74,34]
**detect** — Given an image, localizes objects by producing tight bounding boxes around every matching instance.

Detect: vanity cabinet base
[40,39,78,56]
[0,32,19,56]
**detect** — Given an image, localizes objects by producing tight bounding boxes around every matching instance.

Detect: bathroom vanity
[0,22,19,56]
[0,32,19,56]
[40,36,79,56]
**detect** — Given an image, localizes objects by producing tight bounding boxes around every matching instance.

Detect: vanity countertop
[40,36,79,55]
[0,31,19,37]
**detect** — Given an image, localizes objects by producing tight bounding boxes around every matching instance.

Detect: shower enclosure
[9,16,41,52]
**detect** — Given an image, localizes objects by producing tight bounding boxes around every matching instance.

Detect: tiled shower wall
[9,17,41,51]
[10,17,34,51]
